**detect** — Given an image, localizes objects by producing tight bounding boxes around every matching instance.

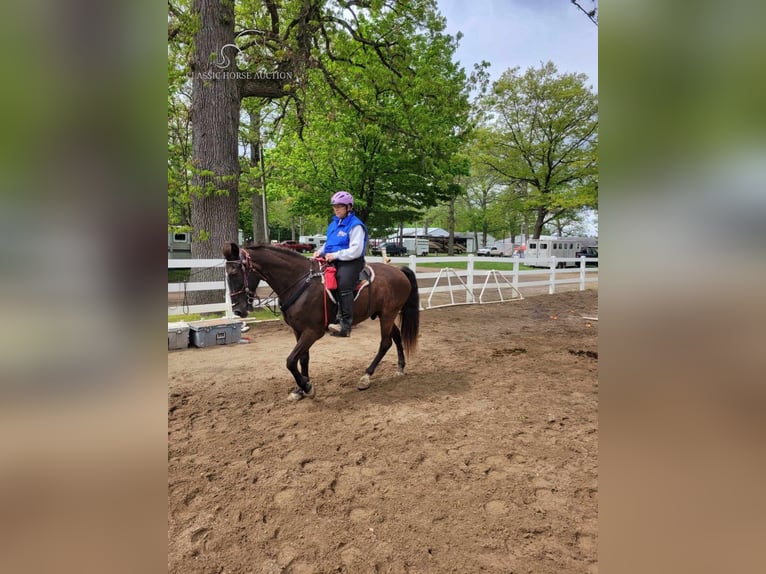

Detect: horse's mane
[246,244,311,267]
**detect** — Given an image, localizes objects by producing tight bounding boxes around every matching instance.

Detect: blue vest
[324,212,368,255]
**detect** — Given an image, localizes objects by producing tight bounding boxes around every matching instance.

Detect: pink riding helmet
[330,191,354,206]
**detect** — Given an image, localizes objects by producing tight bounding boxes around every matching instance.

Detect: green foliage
[168,0,195,227]
[259,1,473,227]
[477,62,598,238]
[168,2,598,254]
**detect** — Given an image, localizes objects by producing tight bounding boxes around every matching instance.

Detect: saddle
[324,265,374,303]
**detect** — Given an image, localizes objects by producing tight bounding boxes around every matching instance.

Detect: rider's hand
[313,250,323,259]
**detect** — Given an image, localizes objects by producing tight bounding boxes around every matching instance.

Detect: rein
[230,248,325,315]
[278,261,324,313]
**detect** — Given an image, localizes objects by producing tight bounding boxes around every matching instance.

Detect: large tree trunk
[532,206,548,239]
[189,0,240,305]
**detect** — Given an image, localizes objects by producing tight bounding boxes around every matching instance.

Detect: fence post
[549,256,557,295]
[223,265,235,319]
[512,255,519,291]
[579,256,586,290]
[466,254,474,303]
[409,254,417,273]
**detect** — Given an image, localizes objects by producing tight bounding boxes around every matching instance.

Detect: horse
[223,243,420,401]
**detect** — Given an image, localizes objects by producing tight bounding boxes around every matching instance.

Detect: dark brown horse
[223,243,420,401]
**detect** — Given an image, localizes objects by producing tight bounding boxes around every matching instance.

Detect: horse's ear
[223,242,239,261]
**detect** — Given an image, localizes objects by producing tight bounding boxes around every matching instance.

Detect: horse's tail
[399,266,420,356]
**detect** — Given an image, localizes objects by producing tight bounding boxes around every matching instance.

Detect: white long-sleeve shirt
[317,225,365,261]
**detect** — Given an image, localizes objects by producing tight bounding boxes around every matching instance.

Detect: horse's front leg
[293,331,311,380]
[286,331,321,401]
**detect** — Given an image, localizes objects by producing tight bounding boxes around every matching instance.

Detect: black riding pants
[333,258,365,292]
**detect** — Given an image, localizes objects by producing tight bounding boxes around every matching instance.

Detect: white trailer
[168,228,244,259]
[524,236,597,268]
[168,229,192,259]
[299,235,327,250]
[401,237,430,256]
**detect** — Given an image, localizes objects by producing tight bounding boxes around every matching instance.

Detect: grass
[168,268,191,283]
[417,260,536,271]
[168,307,281,323]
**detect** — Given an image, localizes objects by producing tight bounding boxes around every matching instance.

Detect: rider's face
[332,204,349,218]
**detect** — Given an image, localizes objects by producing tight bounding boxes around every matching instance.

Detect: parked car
[275,240,313,253]
[575,246,598,266]
[575,246,598,258]
[476,246,502,257]
[370,242,408,256]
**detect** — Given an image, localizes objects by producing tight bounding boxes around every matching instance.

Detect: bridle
[226,248,327,313]
[227,248,259,308]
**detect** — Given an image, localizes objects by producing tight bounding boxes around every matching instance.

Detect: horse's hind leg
[390,324,406,376]
[358,316,396,390]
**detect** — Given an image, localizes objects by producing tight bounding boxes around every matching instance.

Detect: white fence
[168,255,598,317]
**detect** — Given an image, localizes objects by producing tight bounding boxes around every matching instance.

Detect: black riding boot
[329,290,354,337]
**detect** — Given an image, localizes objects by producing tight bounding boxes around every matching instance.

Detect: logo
[191,29,294,81]
[215,30,258,69]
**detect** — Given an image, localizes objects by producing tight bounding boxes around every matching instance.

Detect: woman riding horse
[313,191,367,338]
[223,240,420,401]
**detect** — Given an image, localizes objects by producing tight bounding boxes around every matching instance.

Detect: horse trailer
[524,236,598,268]
[168,228,245,259]
[401,237,430,256]
[299,235,327,251]
[168,229,192,259]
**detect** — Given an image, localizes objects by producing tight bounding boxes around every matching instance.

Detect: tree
[479,62,598,238]
[266,9,472,230]
[167,6,194,229]
[168,0,472,302]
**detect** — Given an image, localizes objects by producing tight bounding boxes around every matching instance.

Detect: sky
[436,0,598,91]
[437,0,599,237]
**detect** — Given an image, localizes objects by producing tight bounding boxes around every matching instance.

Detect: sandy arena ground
[168,289,598,573]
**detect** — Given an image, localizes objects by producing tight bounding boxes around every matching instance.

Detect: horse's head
[223,242,261,318]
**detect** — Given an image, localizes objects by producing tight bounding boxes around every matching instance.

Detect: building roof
[388,227,450,238]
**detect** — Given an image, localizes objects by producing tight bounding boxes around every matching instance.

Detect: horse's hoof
[396,368,405,377]
[288,383,315,401]
[357,374,371,390]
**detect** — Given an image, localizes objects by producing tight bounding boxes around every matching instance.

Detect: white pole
[466,254,474,303]
[223,267,235,319]
[549,257,557,295]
